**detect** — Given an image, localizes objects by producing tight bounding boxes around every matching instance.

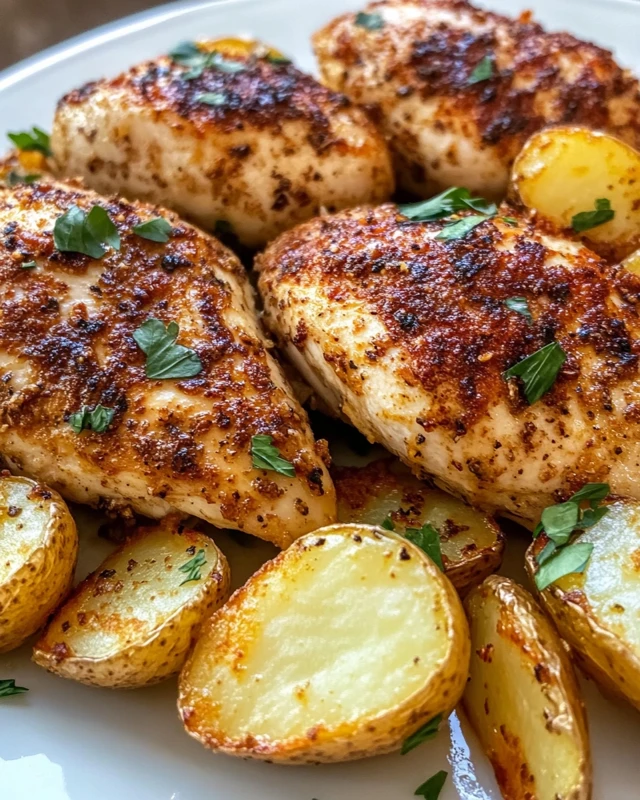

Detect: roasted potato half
[333,459,504,594]
[179,523,470,763]
[33,520,230,688]
[511,126,640,261]
[526,500,640,712]
[0,476,77,653]
[463,576,591,800]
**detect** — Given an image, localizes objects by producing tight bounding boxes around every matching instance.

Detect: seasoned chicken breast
[51,40,394,248]
[313,0,640,199]
[0,180,335,547]
[257,204,640,525]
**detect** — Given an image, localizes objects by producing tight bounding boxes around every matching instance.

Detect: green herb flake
[6,171,40,186]
[415,770,448,799]
[571,198,614,233]
[169,41,202,65]
[468,55,494,84]
[435,215,489,241]
[133,319,202,380]
[381,516,395,531]
[7,126,51,156]
[53,204,120,259]
[355,11,385,30]
[21,260,37,269]
[179,548,207,585]
[501,216,518,226]
[195,92,227,106]
[132,217,173,243]
[171,42,247,79]
[503,341,566,405]
[534,542,594,591]
[251,434,295,477]
[539,500,579,546]
[569,483,610,506]
[398,187,496,222]
[503,296,532,322]
[0,679,28,698]
[401,714,442,755]
[405,523,444,570]
[68,404,115,434]
[265,53,292,65]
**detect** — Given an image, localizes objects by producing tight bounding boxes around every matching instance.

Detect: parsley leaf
[571,198,614,233]
[133,319,202,380]
[381,516,395,531]
[355,11,385,29]
[195,92,227,106]
[405,523,444,570]
[251,434,295,477]
[435,215,489,241]
[68,404,115,434]
[501,216,518,226]
[265,53,291,65]
[503,341,566,404]
[569,483,610,506]
[534,542,594,591]
[6,171,40,186]
[169,42,246,79]
[169,41,202,64]
[53,205,120,258]
[21,260,37,269]
[401,714,442,755]
[7,126,51,156]
[468,55,494,84]
[399,187,496,222]
[0,679,28,698]
[503,296,532,322]
[540,500,579,546]
[415,770,448,799]
[179,548,207,585]
[132,217,173,243]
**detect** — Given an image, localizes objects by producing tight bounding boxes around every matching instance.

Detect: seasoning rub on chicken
[52,39,394,248]
[0,180,336,548]
[313,0,640,200]
[256,202,640,526]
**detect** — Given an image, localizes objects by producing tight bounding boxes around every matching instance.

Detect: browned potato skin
[526,534,640,712]
[332,458,504,593]
[33,522,229,688]
[463,576,591,800]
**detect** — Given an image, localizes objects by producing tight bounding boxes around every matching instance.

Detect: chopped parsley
[401,714,442,755]
[179,549,207,585]
[265,53,291,65]
[468,55,495,84]
[398,187,496,222]
[132,217,173,243]
[195,92,227,106]
[435,215,490,241]
[169,41,246,79]
[503,296,532,322]
[68,404,115,434]
[5,171,40,186]
[571,198,615,232]
[133,318,202,380]
[355,11,385,29]
[251,434,295,477]
[7,126,51,156]
[0,679,28,698]
[405,523,444,570]
[415,770,448,799]
[21,260,37,269]
[381,516,395,531]
[53,205,120,259]
[501,216,518,226]
[503,341,566,405]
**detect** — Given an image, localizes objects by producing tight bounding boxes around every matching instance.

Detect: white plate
[0,0,638,798]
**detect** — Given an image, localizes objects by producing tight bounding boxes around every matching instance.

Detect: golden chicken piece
[256,203,640,526]
[0,180,335,547]
[313,0,640,199]
[51,39,394,248]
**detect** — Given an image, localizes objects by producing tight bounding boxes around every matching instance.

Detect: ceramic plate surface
[0,0,638,798]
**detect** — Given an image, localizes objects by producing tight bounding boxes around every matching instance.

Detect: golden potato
[526,500,640,712]
[33,519,229,688]
[179,523,470,763]
[622,247,640,274]
[0,476,77,653]
[333,458,504,594]
[463,576,591,800]
[511,126,640,261]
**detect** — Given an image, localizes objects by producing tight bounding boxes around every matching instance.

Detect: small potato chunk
[511,126,640,261]
[333,459,504,594]
[526,500,640,712]
[463,576,591,800]
[179,523,470,763]
[0,477,77,653]
[33,520,229,688]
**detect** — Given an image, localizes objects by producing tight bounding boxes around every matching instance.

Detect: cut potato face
[0,477,77,653]
[511,126,640,261]
[463,576,591,800]
[526,500,640,712]
[33,519,230,688]
[333,459,504,594]
[179,523,470,763]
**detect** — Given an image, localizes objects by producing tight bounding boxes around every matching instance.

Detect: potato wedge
[0,476,77,653]
[511,126,640,261]
[179,523,470,763]
[33,519,229,688]
[526,500,640,712]
[462,576,591,800]
[333,459,504,594]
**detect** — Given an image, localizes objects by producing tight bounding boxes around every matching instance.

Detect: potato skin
[0,477,78,653]
[179,524,470,763]
[463,576,591,800]
[33,522,230,688]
